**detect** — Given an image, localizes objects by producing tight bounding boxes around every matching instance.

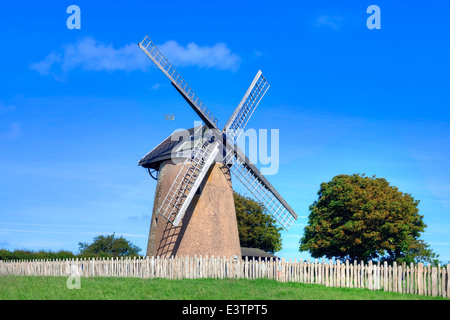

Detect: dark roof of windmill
[138,126,200,170]
[241,247,279,260]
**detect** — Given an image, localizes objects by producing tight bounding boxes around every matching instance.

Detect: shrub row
[0,249,77,261]
[0,249,144,261]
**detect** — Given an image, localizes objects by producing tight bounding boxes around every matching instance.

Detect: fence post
[334,259,338,288]
[308,259,311,284]
[392,261,397,292]
[373,261,377,290]
[321,259,325,285]
[315,259,319,284]
[432,267,437,297]
[447,264,450,299]
[293,259,297,282]
[345,260,349,288]
[349,261,353,288]
[353,260,357,288]
[311,259,315,284]
[404,263,407,293]
[418,263,423,295]
[409,262,413,294]
[328,261,332,287]
[369,261,374,290]
[337,260,341,287]
[376,261,381,290]
[404,264,408,294]
[300,259,306,283]
[222,256,226,280]
[4,258,446,298]
[303,259,307,283]
[424,265,429,296]
[360,261,364,288]
[417,263,420,295]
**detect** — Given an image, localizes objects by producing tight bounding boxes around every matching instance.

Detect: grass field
[0,276,447,300]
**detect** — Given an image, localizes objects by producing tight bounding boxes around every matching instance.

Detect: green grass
[0,276,447,300]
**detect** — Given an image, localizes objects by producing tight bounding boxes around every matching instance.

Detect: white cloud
[30,37,240,78]
[30,38,147,76]
[158,40,241,70]
[314,15,341,30]
[29,52,62,76]
[150,83,161,90]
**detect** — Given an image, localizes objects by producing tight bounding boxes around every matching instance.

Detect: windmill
[137,36,297,258]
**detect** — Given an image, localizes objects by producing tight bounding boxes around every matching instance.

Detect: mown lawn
[0,276,447,300]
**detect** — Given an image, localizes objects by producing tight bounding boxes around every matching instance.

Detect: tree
[234,192,282,254]
[78,233,141,258]
[299,174,438,264]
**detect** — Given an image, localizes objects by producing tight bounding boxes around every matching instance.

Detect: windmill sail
[227,145,297,230]
[156,126,220,226]
[222,70,269,165]
[223,70,270,144]
[139,35,297,230]
[220,70,296,230]
[139,36,218,129]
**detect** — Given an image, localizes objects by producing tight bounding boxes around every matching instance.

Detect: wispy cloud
[29,52,63,76]
[30,37,241,79]
[314,15,341,30]
[0,102,16,114]
[0,228,146,238]
[0,122,21,140]
[150,83,161,91]
[0,240,10,248]
[158,40,241,71]
[0,222,115,229]
[430,242,450,247]
[127,214,151,221]
[30,38,147,77]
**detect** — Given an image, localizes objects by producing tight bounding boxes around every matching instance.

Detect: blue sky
[1,1,449,262]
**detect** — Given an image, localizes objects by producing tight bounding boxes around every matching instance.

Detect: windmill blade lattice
[222,70,269,165]
[138,35,298,230]
[223,70,270,144]
[228,147,297,230]
[139,36,218,129]
[156,126,220,226]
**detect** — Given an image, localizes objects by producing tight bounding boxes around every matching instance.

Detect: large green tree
[299,174,438,264]
[78,233,141,258]
[234,192,282,254]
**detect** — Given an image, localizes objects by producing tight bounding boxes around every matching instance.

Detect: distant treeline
[0,249,77,261]
[0,249,142,261]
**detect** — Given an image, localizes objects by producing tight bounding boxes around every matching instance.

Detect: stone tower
[140,128,241,258]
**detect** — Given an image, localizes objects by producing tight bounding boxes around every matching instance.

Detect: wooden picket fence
[1,256,449,298]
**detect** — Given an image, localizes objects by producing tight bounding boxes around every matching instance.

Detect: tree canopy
[78,233,141,258]
[234,192,282,254]
[299,174,438,264]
